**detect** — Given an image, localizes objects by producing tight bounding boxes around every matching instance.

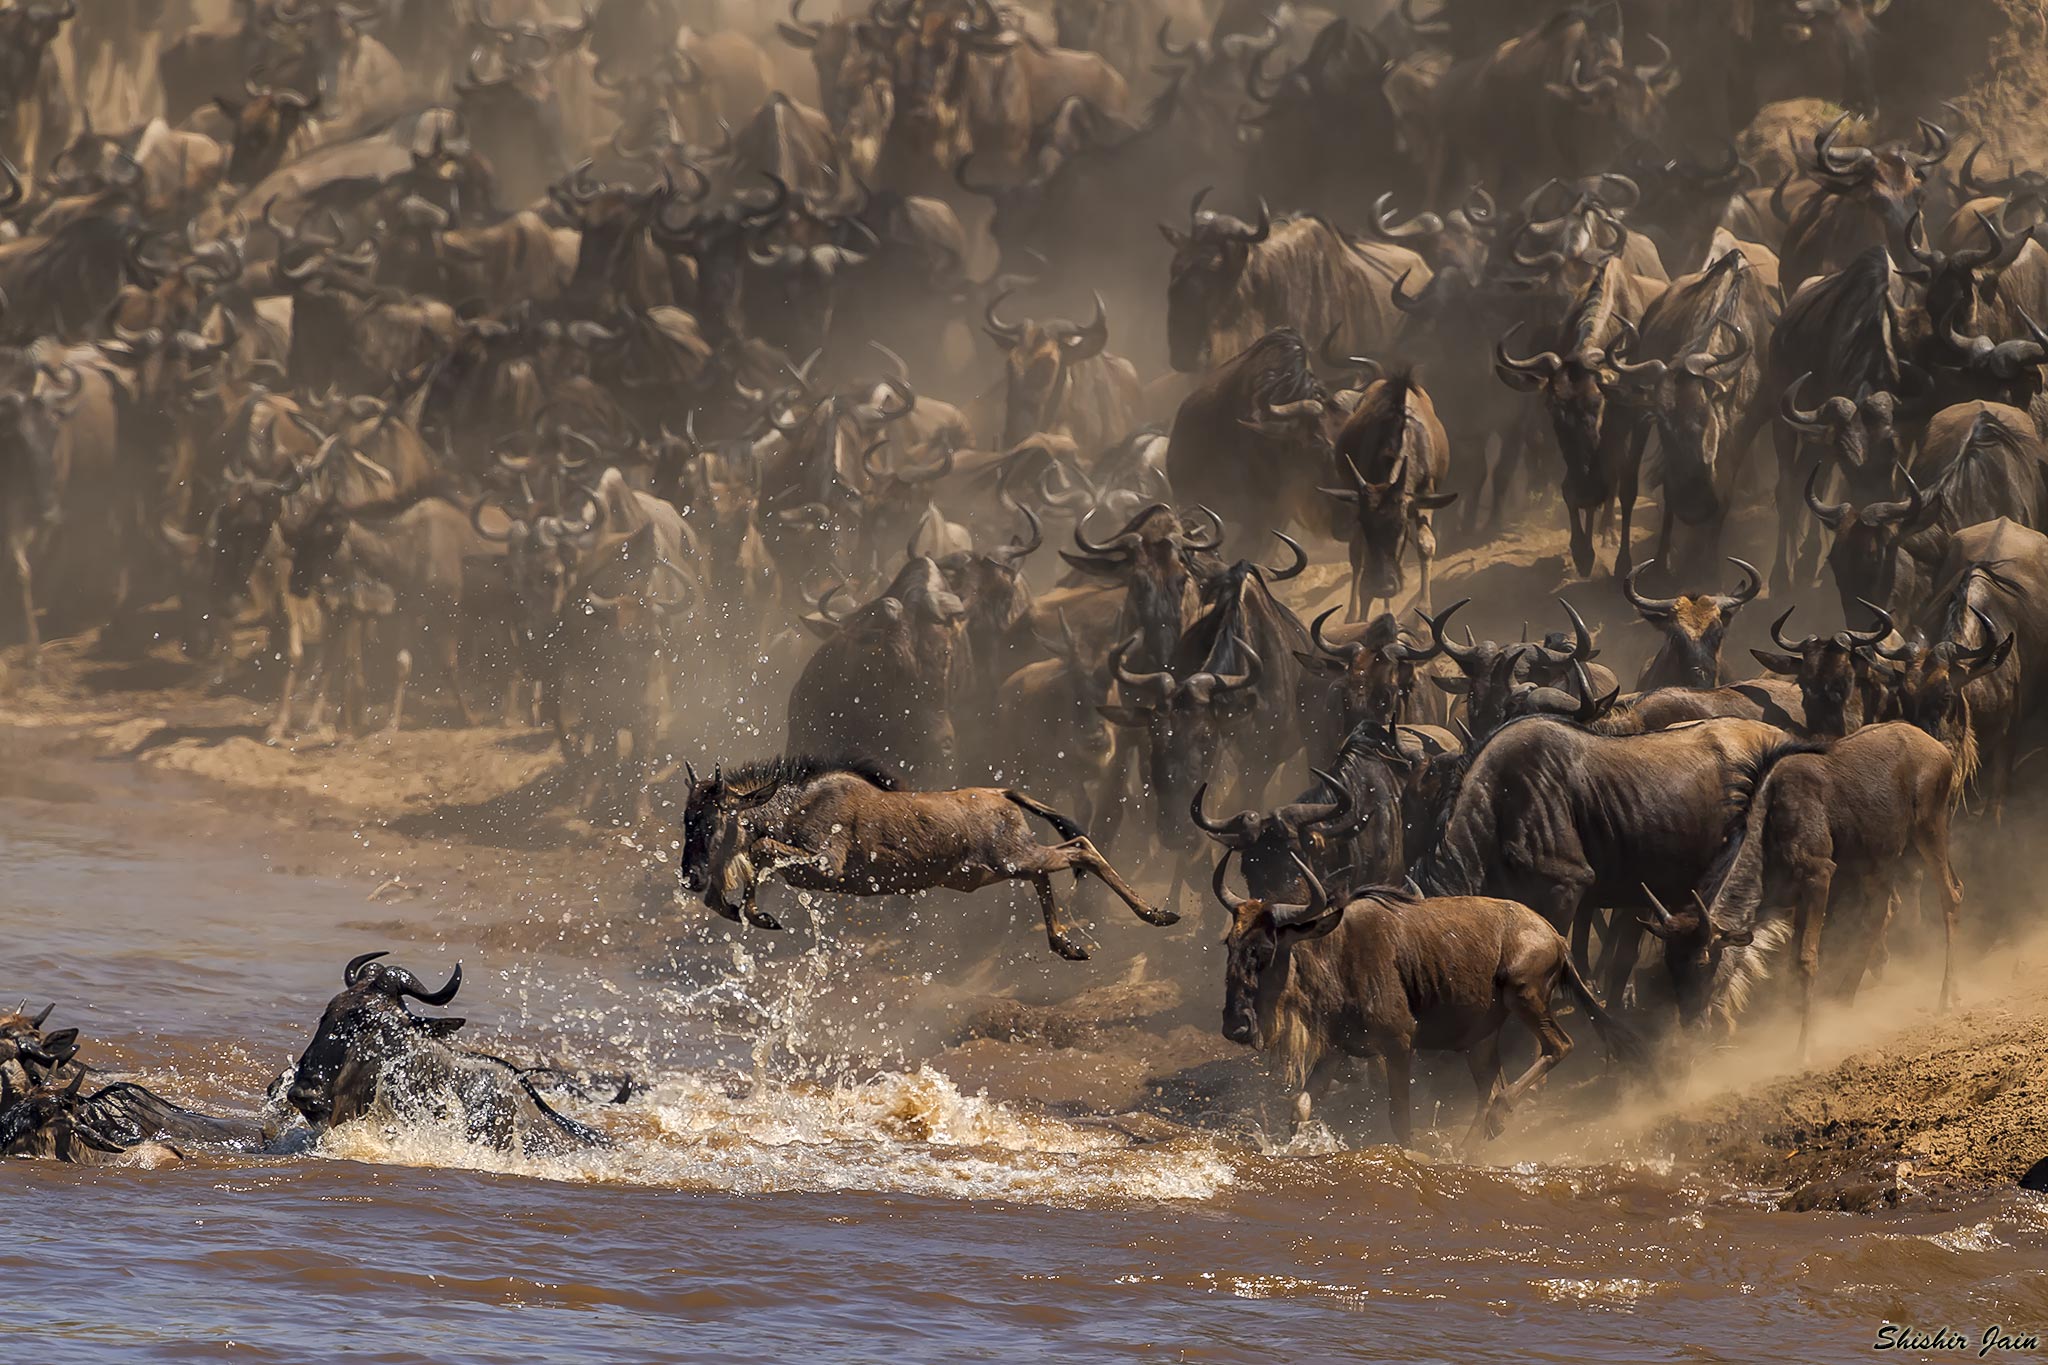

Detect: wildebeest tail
[1558,953,1650,1069]
[1003,790,1088,842]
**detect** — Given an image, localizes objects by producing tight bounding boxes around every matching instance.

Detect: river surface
[4,760,2046,1364]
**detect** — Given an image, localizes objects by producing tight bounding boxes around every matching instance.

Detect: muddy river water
[4,763,2046,1364]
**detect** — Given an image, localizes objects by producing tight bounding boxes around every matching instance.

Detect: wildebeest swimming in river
[1,1002,248,1163]
[280,953,623,1155]
[675,755,1178,960]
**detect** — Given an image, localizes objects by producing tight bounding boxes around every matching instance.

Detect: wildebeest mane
[1342,368,1416,475]
[1781,246,1899,390]
[727,753,905,793]
[1700,735,1828,891]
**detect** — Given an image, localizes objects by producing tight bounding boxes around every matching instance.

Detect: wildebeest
[674,756,1176,959]
[1214,850,1639,1146]
[1321,369,1457,616]
[1682,722,1961,1058]
[1747,603,1894,739]
[1625,557,1761,690]
[1422,714,1797,998]
[1160,195,1427,374]
[1493,252,1666,577]
[283,952,611,1154]
[786,556,967,783]
[1166,327,1332,552]
[981,285,1140,454]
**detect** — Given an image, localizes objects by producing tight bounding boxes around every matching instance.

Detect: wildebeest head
[1637,884,1754,1026]
[934,497,1042,687]
[1804,462,1943,617]
[473,490,604,644]
[1437,601,1598,739]
[1881,602,2013,746]
[1802,112,1948,239]
[1625,557,1761,689]
[677,762,788,913]
[1192,769,1363,902]
[1780,374,1903,504]
[215,71,319,187]
[1059,500,1213,668]
[983,285,1110,448]
[1100,633,1262,851]
[1543,31,1680,151]
[1370,186,1495,278]
[1295,598,1463,730]
[1160,188,1271,372]
[1214,849,1342,1047]
[1749,602,1893,736]
[285,951,465,1131]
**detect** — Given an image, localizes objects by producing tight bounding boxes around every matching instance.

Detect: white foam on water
[312,1063,1238,1207]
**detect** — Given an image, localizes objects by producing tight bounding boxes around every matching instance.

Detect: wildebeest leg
[1028,872,1090,961]
[1496,974,1574,1113]
[1378,1035,1416,1149]
[1048,836,1177,926]
[383,648,413,736]
[1769,428,1803,596]
[1611,423,1649,580]
[1347,543,1365,621]
[1600,918,1644,1009]
[1572,903,1605,977]
[1412,511,1437,613]
[9,536,39,674]
[1292,1051,1345,1135]
[342,617,368,735]
[1920,808,1965,1012]
[1459,1027,1506,1154]
[1790,858,1835,1065]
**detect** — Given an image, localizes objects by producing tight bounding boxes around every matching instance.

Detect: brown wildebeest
[676,757,1177,960]
[1214,851,1638,1148]
[1624,557,1761,691]
[1678,723,1962,1061]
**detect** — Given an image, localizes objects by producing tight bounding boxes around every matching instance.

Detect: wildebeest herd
[2,0,2043,1161]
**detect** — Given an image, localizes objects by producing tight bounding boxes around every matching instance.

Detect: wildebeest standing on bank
[1213,851,1639,1146]
[674,757,1177,960]
[1682,723,1961,1059]
[1421,714,1797,1000]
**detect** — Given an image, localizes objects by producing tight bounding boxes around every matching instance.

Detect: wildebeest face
[1162,238,1248,373]
[1213,851,1342,1046]
[1103,677,1259,850]
[285,503,350,599]
[286,954,465,1131]
[676,768,783,913]
[1639,889,1751,1026]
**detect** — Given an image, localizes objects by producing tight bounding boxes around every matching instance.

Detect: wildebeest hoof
[744,908,785,931]
[1139,905,1180,926]
[1050,935,1091,961]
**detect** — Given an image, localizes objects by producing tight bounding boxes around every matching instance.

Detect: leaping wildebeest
[675,756,1178,960]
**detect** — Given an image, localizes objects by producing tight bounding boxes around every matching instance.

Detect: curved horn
[1803,466,1850,529]
[1714,557,1764,610]
[344,950,389,985]
[983,284,1026,346]
[1189,784,1259,845]
[1210,847,1249,913]
[1623,559,1677,619]
[1309,605,1363,661]
[1263,532,1308,581]
[398,964,462,1007]
[1769,605,1812,652]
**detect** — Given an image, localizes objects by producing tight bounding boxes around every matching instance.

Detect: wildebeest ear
[1293,649,1345,675]
[1748,648,1801,675]
[214,96,245,120]
[1157,223,1190,248]
[1428,673,1470,695]
[421,1016,467,1037]
[1414,490,1459,510]
[1096,704,1152,728]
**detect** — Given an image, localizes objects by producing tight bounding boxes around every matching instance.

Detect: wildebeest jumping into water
[674,756,1176,960]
